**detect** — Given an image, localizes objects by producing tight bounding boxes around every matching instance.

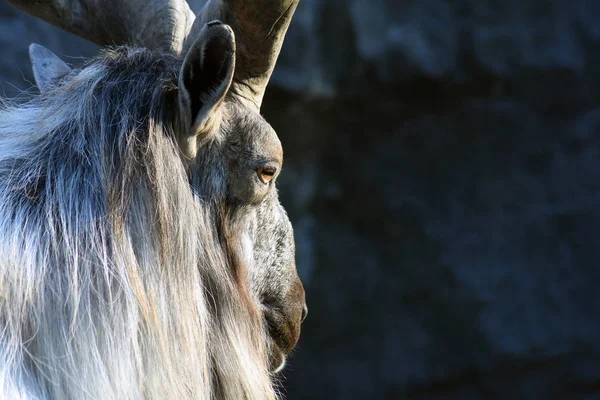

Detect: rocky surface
[2,1,600,399]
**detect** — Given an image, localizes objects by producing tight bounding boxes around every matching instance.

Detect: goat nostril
[301,304,308,323]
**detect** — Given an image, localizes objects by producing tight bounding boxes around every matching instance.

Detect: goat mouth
[269,347,287,374]
[262,305,298,373]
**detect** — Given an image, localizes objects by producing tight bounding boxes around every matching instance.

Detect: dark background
[2,1,599,399]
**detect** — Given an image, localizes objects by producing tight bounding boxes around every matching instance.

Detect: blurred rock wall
[2,1,599,399]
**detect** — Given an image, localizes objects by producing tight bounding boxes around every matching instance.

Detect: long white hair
[0,47,276,400]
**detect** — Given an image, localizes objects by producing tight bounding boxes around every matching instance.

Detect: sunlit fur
[0,47,282,399]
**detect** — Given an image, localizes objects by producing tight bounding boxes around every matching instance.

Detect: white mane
[0,47,277,400]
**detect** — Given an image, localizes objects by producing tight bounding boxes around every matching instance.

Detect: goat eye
[257,167,276,184]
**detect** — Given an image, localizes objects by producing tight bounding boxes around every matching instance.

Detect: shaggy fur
[0,46,302,399]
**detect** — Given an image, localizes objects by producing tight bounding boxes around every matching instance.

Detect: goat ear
[178,21,235,157]
[29,44,72,93]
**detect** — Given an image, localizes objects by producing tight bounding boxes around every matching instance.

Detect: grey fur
[0,39,305,399]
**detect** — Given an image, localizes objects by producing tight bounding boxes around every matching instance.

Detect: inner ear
[179,21,236,132]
